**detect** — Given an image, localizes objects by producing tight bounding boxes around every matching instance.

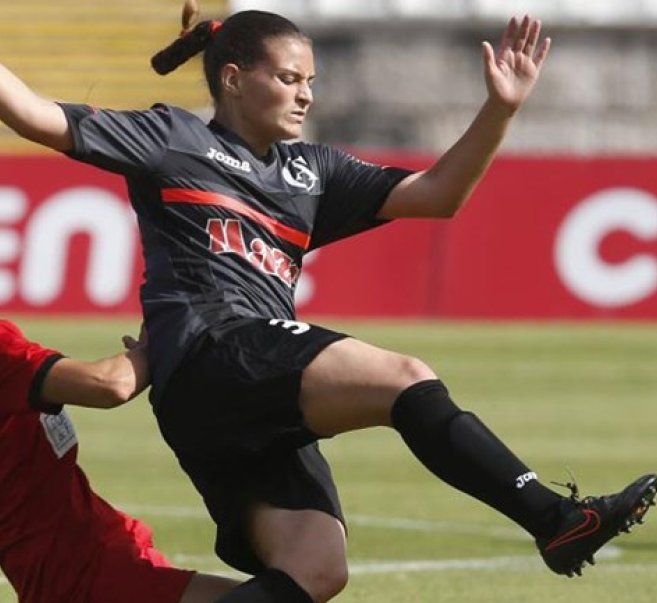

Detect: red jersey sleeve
[0,320,64,418]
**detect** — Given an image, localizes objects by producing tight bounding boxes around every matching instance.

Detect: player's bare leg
[299,336,564,537]
[216,504,347,602]
[299,337,434,435]
[299,337,656,577]
[252,505,347,601]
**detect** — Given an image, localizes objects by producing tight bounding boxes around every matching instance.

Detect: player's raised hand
[482,15,550,113]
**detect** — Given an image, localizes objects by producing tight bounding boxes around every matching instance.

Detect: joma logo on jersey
[206,218,300,288]
[207,147,252,173]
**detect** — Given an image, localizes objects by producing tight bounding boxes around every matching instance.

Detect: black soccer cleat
[536,473,657,577]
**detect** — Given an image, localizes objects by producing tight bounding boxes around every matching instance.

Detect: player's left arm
[378,15,550,220]
[41,334,149,410]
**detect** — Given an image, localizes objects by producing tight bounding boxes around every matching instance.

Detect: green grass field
[2,318,656,602]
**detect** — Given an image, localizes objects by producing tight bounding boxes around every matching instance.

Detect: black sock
[215,569,313,603]
[391,380,562,539]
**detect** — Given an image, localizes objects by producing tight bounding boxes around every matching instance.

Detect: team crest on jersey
[282,156,319,192]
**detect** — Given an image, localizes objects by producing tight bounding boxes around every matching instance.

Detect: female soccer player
[0,319,240,603]
[0,5,654,602]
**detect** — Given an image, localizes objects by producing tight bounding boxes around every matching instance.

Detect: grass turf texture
[1,317,656,602]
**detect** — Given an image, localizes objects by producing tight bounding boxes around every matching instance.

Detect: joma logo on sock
[516,471,538,489]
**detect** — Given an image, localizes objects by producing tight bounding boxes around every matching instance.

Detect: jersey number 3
[268,318,310,335]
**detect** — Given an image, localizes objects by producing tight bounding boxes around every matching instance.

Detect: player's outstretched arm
[41,337,150,410]
[379,15,550,220]
[0,62,73,151]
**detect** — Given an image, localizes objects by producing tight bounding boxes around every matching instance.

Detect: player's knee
[396,355,436,387]
[295,558,348,602]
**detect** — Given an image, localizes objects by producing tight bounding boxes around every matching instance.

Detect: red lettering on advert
[207,218,300,288]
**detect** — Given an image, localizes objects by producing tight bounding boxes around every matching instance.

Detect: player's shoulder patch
[40,410,77,459]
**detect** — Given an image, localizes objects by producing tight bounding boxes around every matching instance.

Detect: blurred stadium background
[3,0,657,153]
[2,1,657,602]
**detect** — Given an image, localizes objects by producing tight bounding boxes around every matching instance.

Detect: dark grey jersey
[60,103,411,399]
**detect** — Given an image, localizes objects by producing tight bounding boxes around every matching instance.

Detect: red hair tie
[210,20,223,36]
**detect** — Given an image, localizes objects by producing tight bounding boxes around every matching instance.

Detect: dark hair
[151,10,310,101]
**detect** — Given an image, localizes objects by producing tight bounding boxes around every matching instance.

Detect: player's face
[236,36,315,152]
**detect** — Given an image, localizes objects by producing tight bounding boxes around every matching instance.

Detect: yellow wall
[0,0,229,153]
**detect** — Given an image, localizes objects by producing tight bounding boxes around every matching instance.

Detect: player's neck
[212,107,272,158]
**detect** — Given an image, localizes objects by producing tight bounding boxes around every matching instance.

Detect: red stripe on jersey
[161,188,311,250]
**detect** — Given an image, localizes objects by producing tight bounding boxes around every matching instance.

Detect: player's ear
[220,63,242,97]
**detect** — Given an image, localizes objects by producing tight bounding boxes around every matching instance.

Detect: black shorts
[155,317,347,574]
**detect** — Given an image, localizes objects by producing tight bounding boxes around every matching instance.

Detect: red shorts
[87,516,194,603]
[8,513,194,603]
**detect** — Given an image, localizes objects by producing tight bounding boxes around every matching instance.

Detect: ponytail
[151,20,222,75]
[151,0,309,103]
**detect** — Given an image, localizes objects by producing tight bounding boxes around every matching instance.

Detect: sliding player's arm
[41,344,149,410]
